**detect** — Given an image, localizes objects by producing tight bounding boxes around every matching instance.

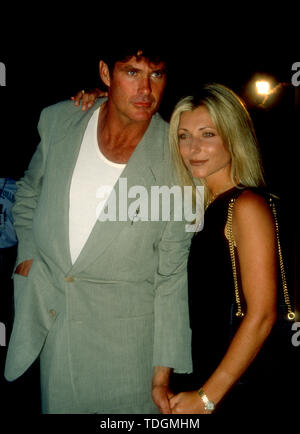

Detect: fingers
[170,404,180,414]
[169,394,180,409]
[155,393,171,414]
[159,397,171,414]
[72,90,94,112]
[15,259,34,277]
[169,396,181,414]
[71,90,85,107]
[83,92,98,111]
[170,400,185,414]
[152,385,172,414]
[167,390,175,400]
[71,88,108,111]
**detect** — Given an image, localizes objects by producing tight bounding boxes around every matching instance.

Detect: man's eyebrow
[122,64,138,68]
[121,64,167,73]
[154,68,167,74]
[121,64,139,71]
[151,65,167,72]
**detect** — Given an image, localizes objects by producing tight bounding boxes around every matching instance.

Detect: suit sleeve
[153,218,193,373]
[12,107,51,266]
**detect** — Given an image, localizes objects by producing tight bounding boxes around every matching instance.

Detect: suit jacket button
[65,276,74,282]
[49,309,56,318]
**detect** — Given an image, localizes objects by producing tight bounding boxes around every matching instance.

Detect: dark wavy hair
[100,43,169,74]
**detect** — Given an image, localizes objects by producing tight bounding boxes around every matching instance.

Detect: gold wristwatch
[198,387,216,412]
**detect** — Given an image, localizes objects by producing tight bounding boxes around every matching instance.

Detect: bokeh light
[256,80,271,95]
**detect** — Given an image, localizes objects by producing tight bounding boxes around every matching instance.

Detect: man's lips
[134,101,152,107]
[132,98,154,108]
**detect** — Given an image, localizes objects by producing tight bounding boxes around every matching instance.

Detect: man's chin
[132,106,157,121]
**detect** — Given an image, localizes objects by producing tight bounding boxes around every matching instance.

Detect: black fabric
[170,187,298,413]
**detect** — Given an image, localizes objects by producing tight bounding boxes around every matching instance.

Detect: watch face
[199,388,215,411]
[206,401,215,411]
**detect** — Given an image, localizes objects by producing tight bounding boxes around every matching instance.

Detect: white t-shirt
[69,108,126,264]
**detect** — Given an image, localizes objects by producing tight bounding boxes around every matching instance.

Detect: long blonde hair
[169,83,266,207]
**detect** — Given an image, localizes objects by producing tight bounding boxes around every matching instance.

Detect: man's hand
[152,366,174,414]
[15,259,33,277]
[71,88,107,111]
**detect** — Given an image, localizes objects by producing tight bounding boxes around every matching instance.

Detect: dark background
[0,36,299,422]
[0,44,298,190]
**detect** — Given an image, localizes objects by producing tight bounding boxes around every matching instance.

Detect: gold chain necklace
[206,183,234,209]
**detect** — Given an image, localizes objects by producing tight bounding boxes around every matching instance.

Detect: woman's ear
[99,61,110,88]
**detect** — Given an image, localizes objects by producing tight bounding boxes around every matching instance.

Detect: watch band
[198,387,216,412]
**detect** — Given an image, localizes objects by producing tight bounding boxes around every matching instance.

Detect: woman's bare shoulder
[234,189,272,216]
[233,189,275,233]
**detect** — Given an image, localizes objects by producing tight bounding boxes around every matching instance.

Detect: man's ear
[99,61,110,88]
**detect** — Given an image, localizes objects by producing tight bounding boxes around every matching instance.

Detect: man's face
[101,56,167,124]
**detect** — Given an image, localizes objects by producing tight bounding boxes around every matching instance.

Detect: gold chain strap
[268,197,295,320]
[227,198,244,318]
[226,195,295,320]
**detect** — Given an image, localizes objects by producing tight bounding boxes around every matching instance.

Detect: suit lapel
[68,112,166,275]
[52,99,104,270]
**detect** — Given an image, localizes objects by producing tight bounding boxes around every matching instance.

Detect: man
[5,46,193,414]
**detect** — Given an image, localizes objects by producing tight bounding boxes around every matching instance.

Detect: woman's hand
[169,391,211,414]
[71,88,108,111]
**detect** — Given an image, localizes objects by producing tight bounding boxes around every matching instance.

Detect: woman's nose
[190,136,202,152]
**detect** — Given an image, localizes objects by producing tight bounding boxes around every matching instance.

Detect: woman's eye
[178,134,188,140]
[203,131,214,137]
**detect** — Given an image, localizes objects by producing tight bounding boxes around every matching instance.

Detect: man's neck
[97,102,152,164]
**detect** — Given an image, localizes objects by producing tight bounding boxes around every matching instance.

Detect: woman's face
[178,106,232,182]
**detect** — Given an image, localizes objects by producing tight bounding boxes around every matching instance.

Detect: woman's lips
[189,159,208,165]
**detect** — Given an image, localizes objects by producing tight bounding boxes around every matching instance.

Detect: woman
[167,83,278,414]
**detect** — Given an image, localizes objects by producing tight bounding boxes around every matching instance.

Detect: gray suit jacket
[5,99,193,412]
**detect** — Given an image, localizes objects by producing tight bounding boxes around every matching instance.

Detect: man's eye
[127,70,137,76]
[152,71,163,79]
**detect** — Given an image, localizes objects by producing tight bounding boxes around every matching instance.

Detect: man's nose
[138,77,152,94]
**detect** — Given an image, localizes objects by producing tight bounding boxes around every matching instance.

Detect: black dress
[188,187,239,386]
[170,186,297,414]
[170,187,238,396]
[169,186,282,413]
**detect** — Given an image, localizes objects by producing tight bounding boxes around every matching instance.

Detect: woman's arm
[71,88,107,111]
[170,190,278,414]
